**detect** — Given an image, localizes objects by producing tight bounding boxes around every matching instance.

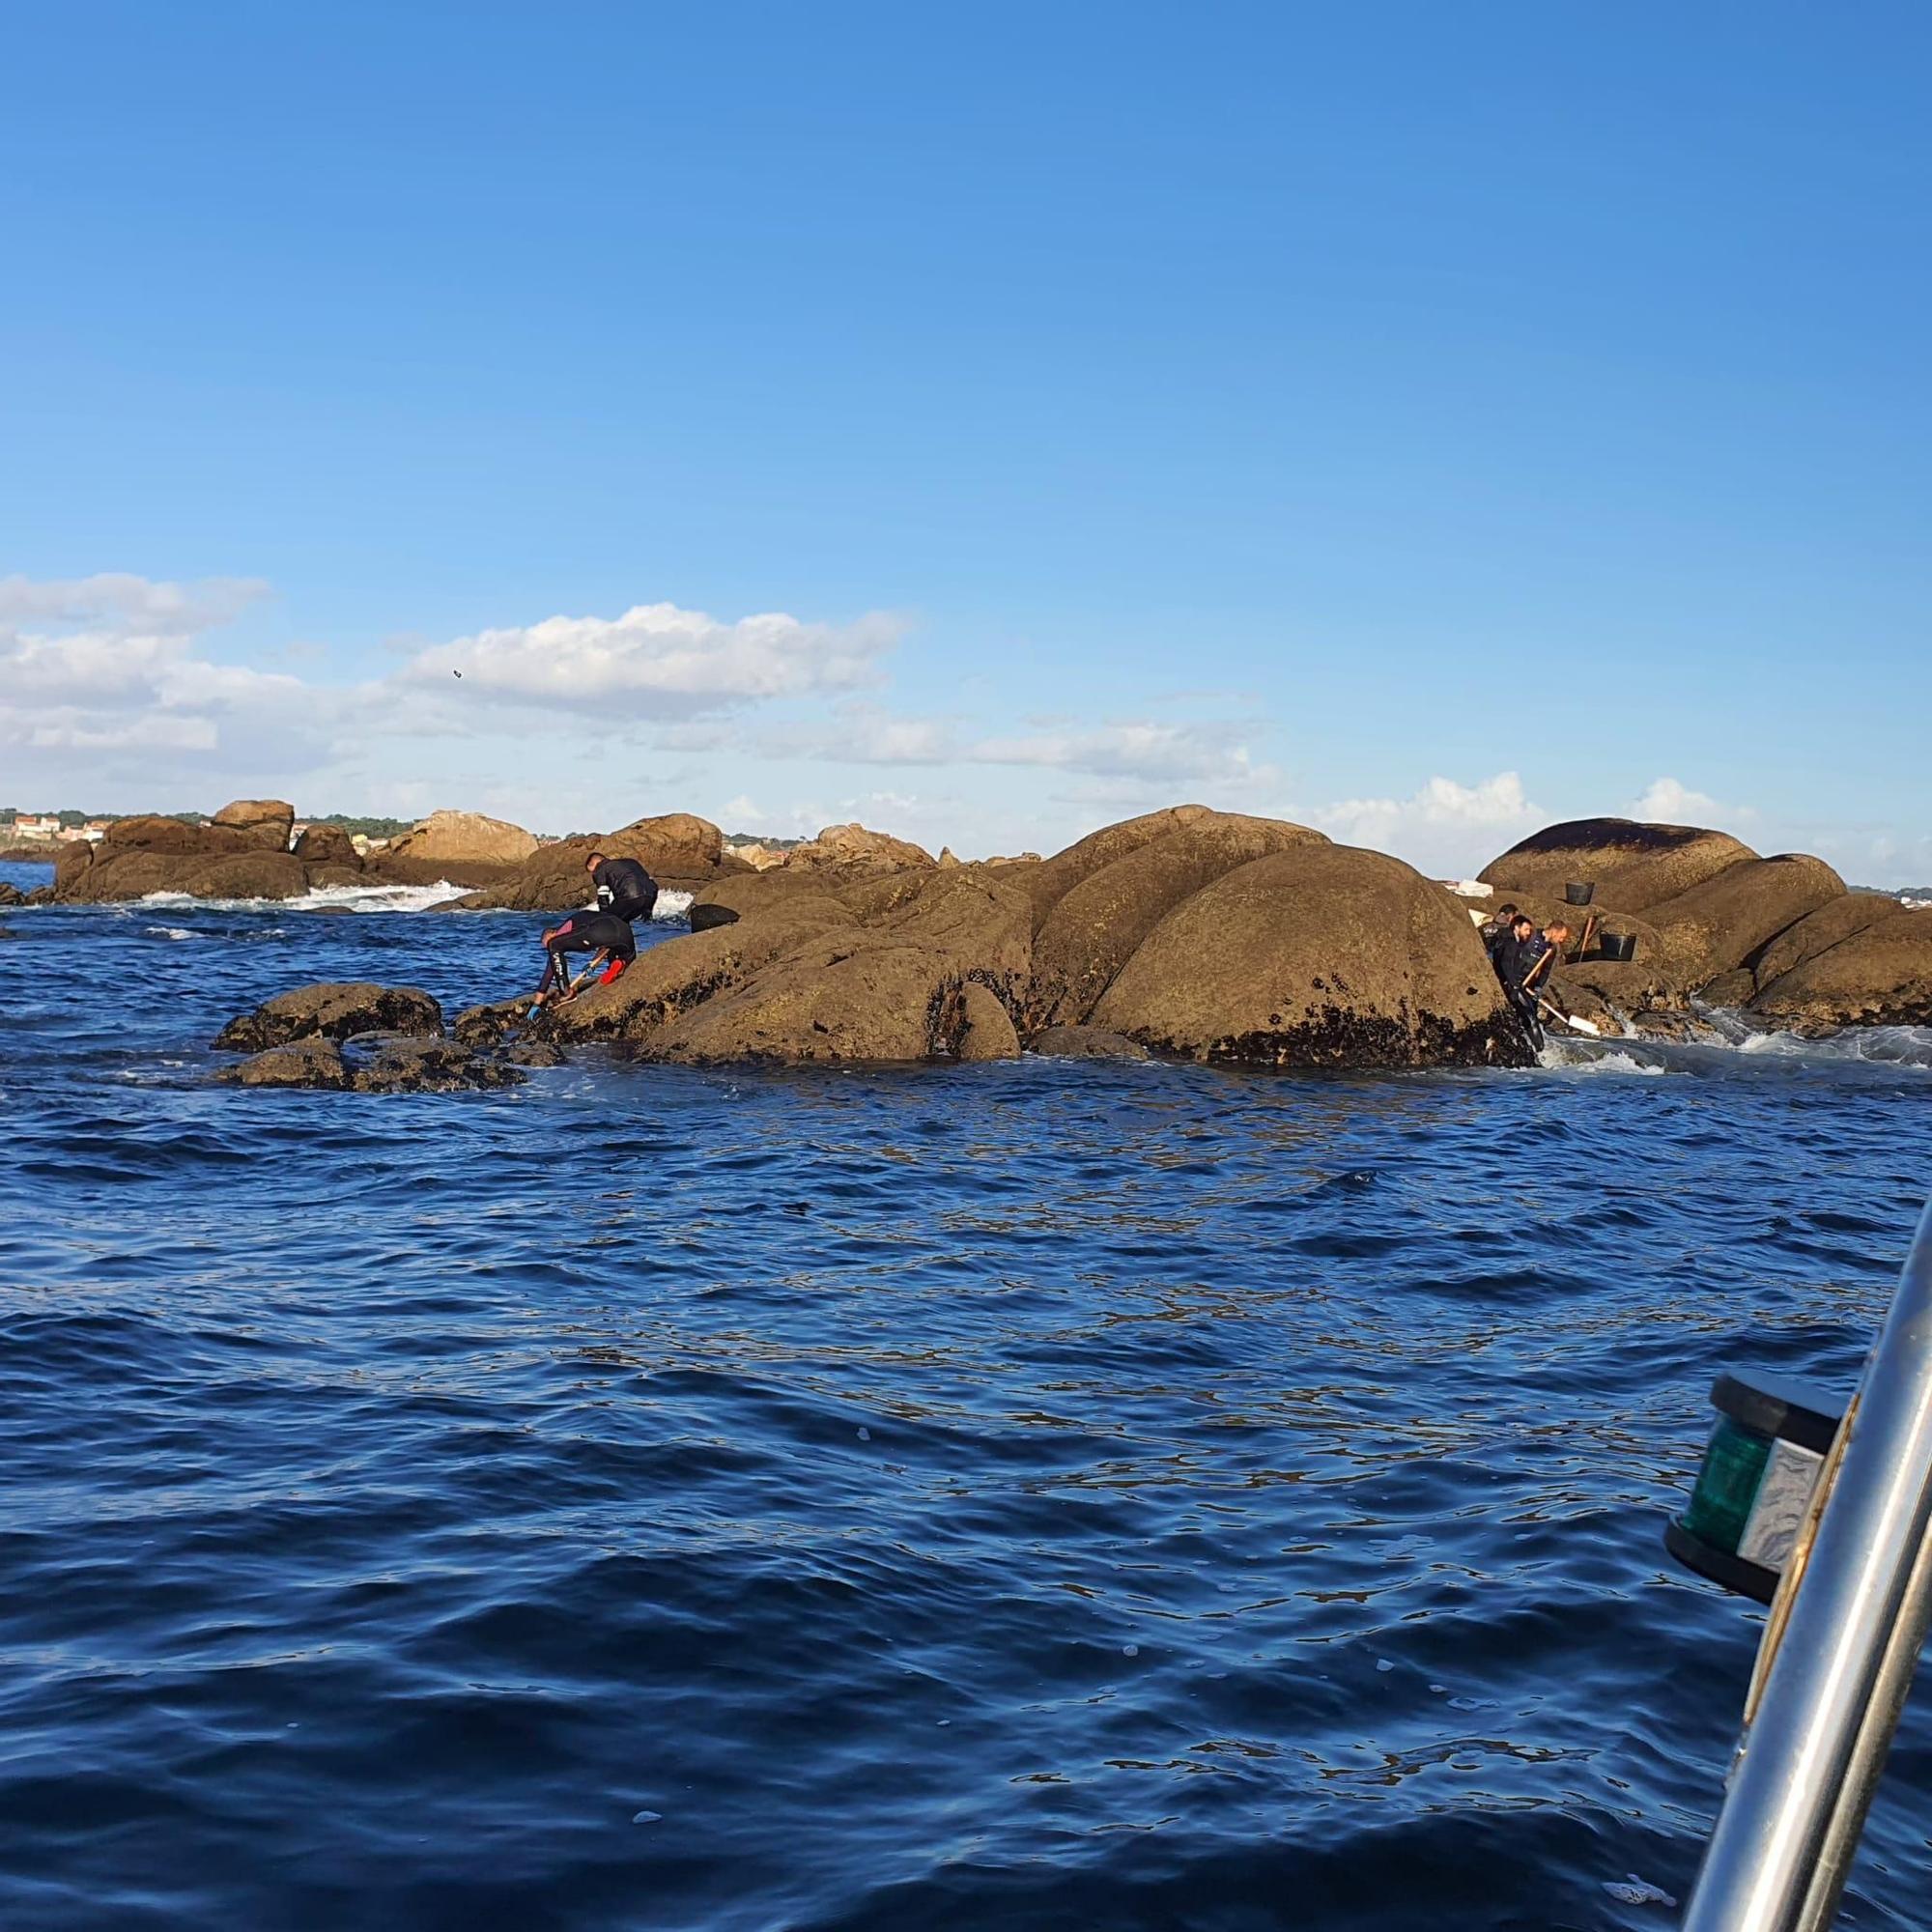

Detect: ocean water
[5,864,1932,1932]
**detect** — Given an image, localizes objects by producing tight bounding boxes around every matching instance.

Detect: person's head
[1511,913,1535,937]
[1545,921,1572,944]
[1493,902,1519,925]
[584,850,606,873]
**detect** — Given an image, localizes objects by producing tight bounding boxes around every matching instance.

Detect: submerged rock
[217,1039,351,1090]
[1025,1026,1151,1061]
[350,1037,525,1093]
[215,982,444,1052]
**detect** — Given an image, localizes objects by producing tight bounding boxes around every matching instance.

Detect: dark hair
[584,849,606,866]
[1494,902,1519,922]
[1512,910,1535,927]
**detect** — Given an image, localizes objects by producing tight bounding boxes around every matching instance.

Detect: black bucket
[1600,932,1637,962]
[1564,881,1595,906]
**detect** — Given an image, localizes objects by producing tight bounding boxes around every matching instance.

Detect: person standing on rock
[1516,921,1574,1034]
[585,851,658,924]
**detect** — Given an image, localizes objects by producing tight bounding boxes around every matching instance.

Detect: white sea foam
[1538,1041,1668,1076]
[139,880,471,914]
[651,889,694,921]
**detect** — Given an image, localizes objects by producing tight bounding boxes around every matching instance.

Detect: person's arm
[1520,942,1557,993]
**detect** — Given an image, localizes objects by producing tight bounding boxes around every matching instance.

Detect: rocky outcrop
[1643,854,1847,986]
[1749,909,1932,1033]
[1751,894,1908,991]
[217,1035,525,1092]
[1029,810,1326,1026]
[781,822,936,873]
[382,810,538,867]
[211,799,296,849]
[292,823,360,867]
[214,982,443,1052]
[1480,817,1759,913]
[444,811,734,910]
[0,882,24,908]
[1091,843,1530,1068]
[1022,805,1217,932]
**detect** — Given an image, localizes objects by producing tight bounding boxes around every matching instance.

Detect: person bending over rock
[1515,921,1574,1035]
[534,912,637,1008]
[585,850,658,923]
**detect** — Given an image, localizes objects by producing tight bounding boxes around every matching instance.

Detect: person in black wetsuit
[534,911,638,1007]
[1492,912,1544,1040]
[585,850,658,923]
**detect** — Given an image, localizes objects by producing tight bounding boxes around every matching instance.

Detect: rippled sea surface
[6,864,1932,1931]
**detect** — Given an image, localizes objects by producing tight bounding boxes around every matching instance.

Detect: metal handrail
[1682,1195,1932,1930]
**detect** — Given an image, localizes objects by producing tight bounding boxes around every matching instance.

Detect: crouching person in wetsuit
[534,911,637,1008]
[585,850,658,923]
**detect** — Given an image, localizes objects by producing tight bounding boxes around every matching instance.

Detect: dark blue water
[6,864,1932,1931]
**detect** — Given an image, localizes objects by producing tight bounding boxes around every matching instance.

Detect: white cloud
[1630,776,1757,826]
[405,602,903,717]
[1303,771,1544,876]
[971,721,1265,784]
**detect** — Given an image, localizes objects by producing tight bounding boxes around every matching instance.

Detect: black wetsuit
[1492,931,1547,1038]
[591,857,657,923]
[538,912,638,995]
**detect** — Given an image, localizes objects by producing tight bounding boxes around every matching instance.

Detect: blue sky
[3,3,1927,878]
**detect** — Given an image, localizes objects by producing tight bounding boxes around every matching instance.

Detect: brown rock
[1090,842,1531,1068]
[944,982,1022,1062]
[1030,810,1325,1026]
[782,822,936,873]
[1025,1026,1151,1061]
[351,1037,524,1093]
[1024,805,1220,932]
[646,869,1031,1065]
[175,852,309,900]
[1750,909,1932,1033]
[216,1039,351,1090]
[383,810,540,867]
[443,812,726,911]
[211,799,296,849]
[1752,893,1909,990]
[292,823,361,867]
[99,814,239,858]
[1642,854,1847,985]
[1479,816,1760,913]
[1699,969,1757,1009]
[215,982,444,1052]
[544,895,857,1042]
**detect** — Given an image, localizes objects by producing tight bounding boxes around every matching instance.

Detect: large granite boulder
[943,982,1022,1062]
[1642,854,1847,986]
[644,867,1030,1065]
[215,982,444,1052]
[383,810,538,867]
[175,852,310,900]
[1029,810,1325,1027]
[1752,893,1909,991]
[211,799,296,850]
[1480,817,1760,913]
[1023,805,1217,932]
[99,814,238,858]
[445,811,728,910]
[782,822,935,873]
[1750,909,1932,1033]
[292,823,361,867]
[542,895,858,1042]
[1090,842,1532,1068]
